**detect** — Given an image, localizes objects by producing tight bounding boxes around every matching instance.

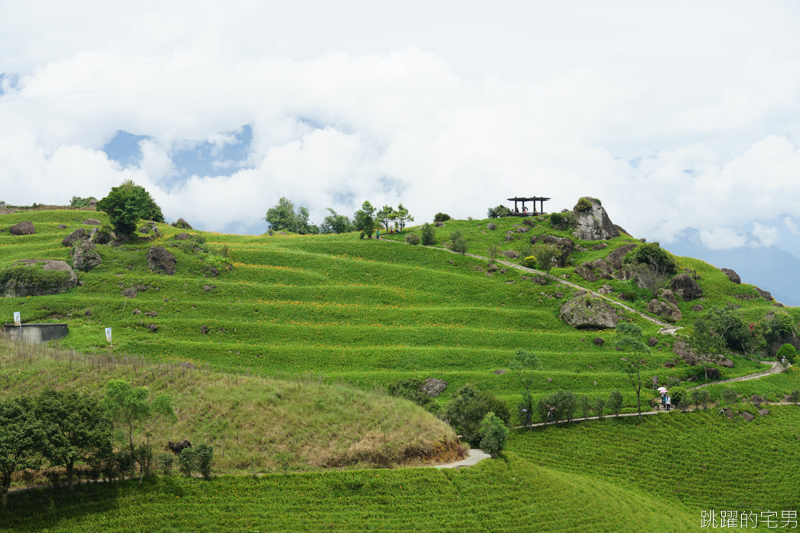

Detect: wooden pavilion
[506,196,550,216]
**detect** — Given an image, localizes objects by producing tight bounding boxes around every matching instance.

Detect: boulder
[9,221,35,235]
[72,242,102,272]
[754,286,773,301]
[673,342,700,366]
[607,244,637,270]
[647,299,681,321]
[559,294,620,329]
[592,258,614,277]
[724,408,734,419]
[493,369,507,375]
[529,235,538,245]
[82,219,102,225]
[122,288,137,298]
[62,228,87,247]
[658,289,679,308]
[174,233,192,240]
[592,337,604,346]
[487,223,496,231]
[706,367,721,380]
[648,337,658,347]
[0,260,78,297]
[57,224,67,229]
[200,325,209,334]
[541,235,574,267]
[144,311,158,317]
[532,276,548,286]
[758,409,770,416]
[592,243,608,251]
[692,305,704,312]
[663,361,675,368]
[670,274,703,301]
[435,221,444,227]
[522,219,535,227]
[750,394,765,405]
[572,197,620,241]
[419,378,448,398]
[501,250,520,259]
[721,268,741,284]
[139,226,150,234]
[740,412,755,422]
[575,267,598,282]
[133,309,141,315]
[146,247,177,275]
[597,284,614,295]
[147,324,158,332]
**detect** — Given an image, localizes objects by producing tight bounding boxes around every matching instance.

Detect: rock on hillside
[72,242,102,272]
[572,197,620,241]
[721,268,741,284]
[62,228,87,247]
[560,292,620,329]
[147,246,177,275]
[0,260,78,297]
[9,221,35,235]
[670,274,703,301]
[607,244,637,270]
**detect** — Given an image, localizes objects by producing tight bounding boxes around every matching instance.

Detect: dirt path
[687,361,786,390]
[378,236,681,335]
[433,448,491,469]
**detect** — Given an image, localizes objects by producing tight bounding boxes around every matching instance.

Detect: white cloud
[784,217,799,234]
[1,1,800,237]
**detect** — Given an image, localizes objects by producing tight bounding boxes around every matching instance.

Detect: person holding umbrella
[658,387,668,410]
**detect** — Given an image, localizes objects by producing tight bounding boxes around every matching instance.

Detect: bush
[479,412,509,458]
[575,197,593,212]
[670,387,688,410]
[522,256,537,269]
[578,396,592,419]
[450,230,468,254]
[171,218,193,230]
[178,447,196,477]
[720,388,739,405]
[433,213,451,223]
[359,231,366,240]
[776,343,797,364]
[594,397,605,419]
[156,453,174,476]
[70,196,95,208]
[488,205,512,218]
[421,223,436,246]
[387,378,434,410]
[536,390,577,423]
[625,242,678,275]
[608,390,623,416]
[194,443,214,480]
[487,244,499,261]
[531,244,559,274]
[789,390,800,405]
[690,389,710,410]
[667,376,681,387]
[405,233,421,245]
[444,385,510,446]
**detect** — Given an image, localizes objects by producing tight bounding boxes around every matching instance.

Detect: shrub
[670,387,688,410]
[433,213,451,223]
[667,376,681,387]
[359,231,366,240]
[594,397,605,419]
[625,242,678,275]
[171,218,193,230]
[405,233,421,245]
[536,390,577,423]
[387,378,434,410]
[487,244,499,261]
[720,388,738,405]
[178,447,196,477]
[444,385,510,446]
[421,223,436,246]
[194,443,214,480]
[690,389,710,410]
[608,390,623,416]
[789,390,800,405]
[488,205,512,218]
[70,196,95,208]
[479,412,509,458]
[531,244,559,274]
[522,256,537,269]
[156,452,174,476]
[776,343,797,364]
[575,197,593,212]
[578,396,592,419]
[450,230,468,254]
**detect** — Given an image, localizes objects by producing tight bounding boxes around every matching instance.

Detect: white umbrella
[657,387,668,393]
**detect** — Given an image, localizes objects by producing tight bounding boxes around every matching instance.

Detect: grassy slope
[1,209,795,413]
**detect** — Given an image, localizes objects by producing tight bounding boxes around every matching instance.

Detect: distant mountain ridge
[665,228,800,307]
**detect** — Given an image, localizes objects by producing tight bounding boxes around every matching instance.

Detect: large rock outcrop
[62,228,87,247]
[0,260,78,297]
[72,242,102,272]
[607,244,637,270]
[572,197,620,241]
[146,247,177,275]
[9,221,35,235]
[560,293,620,329]
[755,286,773,301]
[670,274,703,301]
[721,268,741,284]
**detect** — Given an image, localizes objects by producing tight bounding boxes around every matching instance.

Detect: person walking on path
[666,395,671,411]
[661,393,666,411]
[376,229,380,240]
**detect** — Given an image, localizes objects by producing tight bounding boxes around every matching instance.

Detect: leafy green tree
[692,306,739,380]
[179,447,195,477]
[777,343,797,364]
[36,389,112,492]
[421,223,436,246]
[536,390,577,424]
[478,412,509,458]
[509,349,542,429]
[578,396,592,420]
[96,180,164,236]
[433,213,451,223]
[319,208,354,234]
[624,242,677,275]
[353,201,377,236]
[615,323,650,422]
[449,230,468,254]
[531,244,559,275]
[395,203,414,230]
[0,397,44,508]
[265,197,317,234]
[69,196,95,208]
[789,390,800,405]
[608,390,623,417]
[594,397,605,419]
[102,380,175,456]
[194,443,214,480]
[444,385,510,446]
[376,205,396,232]
[488,205,511,218]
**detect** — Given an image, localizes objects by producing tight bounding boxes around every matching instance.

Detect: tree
[320,208,354,234]
[578,396,592,420]
[96,180,164,236]
[629,262,670,298]
[395,203,414,230]
[376,205,396,232]
[0,397,44,508]
[531,244,559,275]
[450,230,468,254]
[536,390,577,424]
[444,385,510,446]
[478,412,509,458]
[789,390,800,405]
[353,201,377,236]
[692,306,739,380]
[624,242,677,275]
[421,223,436,246]
[36,389,112,492]
[265,197,317,234]
[594,397,605,419]
[608,390,623,417]
[509,349,542,429]
[433,213,451,223]
[615,323,650,422]
[488,205,511,218]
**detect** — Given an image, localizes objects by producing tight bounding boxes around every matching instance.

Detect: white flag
[105,327,112,343]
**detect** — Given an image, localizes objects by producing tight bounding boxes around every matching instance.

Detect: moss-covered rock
[0,260,78,297]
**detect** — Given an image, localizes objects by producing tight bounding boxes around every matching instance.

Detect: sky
[1,1,800,249]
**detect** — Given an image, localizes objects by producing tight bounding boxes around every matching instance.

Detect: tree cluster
[97,180,164,236]
[265,199,414,237]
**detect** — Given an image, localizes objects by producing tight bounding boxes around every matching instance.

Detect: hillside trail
[377,236,680,335]
[686,360,785,390]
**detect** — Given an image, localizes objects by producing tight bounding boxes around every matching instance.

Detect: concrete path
[687,361,786,390]
[434,449,491,469]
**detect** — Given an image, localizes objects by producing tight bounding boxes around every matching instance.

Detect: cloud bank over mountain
[1,1,799,240]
